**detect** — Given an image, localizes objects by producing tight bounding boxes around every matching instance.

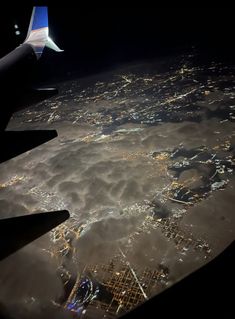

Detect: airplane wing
[0,6,63,160]
[0,130,58,164]
[0,210,70,261]
[0,8,69,261]
[24,6,63,59]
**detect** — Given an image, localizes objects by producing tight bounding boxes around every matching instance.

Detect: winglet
[24,6,63,59]
[46,37,64,52]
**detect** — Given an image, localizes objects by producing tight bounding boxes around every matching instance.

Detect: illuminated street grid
[3,53,235,318]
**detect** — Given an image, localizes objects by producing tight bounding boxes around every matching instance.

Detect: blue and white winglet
[24,6,63,59]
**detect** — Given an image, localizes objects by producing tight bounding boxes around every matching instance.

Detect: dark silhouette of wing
[0,130,57,163]
[0,210,69,261]
[0,6,63,158]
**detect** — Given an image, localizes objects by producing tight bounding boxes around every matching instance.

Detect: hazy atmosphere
[0,51,234,318]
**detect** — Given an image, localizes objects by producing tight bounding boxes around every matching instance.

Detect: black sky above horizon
[0,4,234,81]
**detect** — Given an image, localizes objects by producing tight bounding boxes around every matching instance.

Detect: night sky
[0,4,234,81]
